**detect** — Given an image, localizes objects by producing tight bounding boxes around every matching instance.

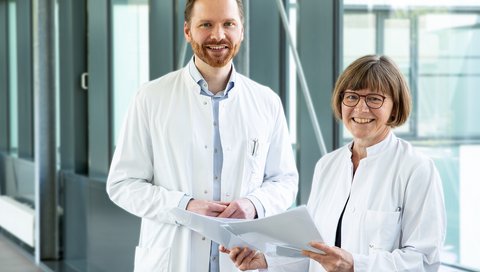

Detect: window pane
[111,0,149,145]
[343,1,480,269]
[8,0,18,155]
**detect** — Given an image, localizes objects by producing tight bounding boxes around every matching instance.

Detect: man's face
[184,0,244,68]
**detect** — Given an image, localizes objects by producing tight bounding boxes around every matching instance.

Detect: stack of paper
[170,205,324,256]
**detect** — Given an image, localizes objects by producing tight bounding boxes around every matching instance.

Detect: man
[106,0,298,271]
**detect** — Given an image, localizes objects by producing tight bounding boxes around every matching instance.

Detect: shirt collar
[188,56,236,97]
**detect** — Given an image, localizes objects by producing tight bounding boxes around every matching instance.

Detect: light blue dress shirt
[177,58,264,272]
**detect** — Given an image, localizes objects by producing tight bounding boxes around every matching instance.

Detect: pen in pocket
[251,138,258,156]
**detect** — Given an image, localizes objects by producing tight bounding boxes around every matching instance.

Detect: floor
[0,234,44,272]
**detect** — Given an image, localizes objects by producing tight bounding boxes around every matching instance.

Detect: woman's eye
[346,95,358,100]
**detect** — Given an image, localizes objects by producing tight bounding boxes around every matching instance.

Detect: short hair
[331,55,412,128]
[184,0,245,24]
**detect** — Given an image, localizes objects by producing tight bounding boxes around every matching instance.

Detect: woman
[221,55,446,271]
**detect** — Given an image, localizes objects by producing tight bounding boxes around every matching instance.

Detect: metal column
[33,0,59,261]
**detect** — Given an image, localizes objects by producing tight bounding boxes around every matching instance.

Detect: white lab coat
[106,66,298,272]
[266,132,446,272]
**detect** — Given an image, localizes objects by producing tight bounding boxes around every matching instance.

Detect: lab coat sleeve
[247,97,299,217]
[352,159,446,272]
[106,89,184,225]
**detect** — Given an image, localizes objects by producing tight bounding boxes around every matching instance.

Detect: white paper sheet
[170,205,324,257]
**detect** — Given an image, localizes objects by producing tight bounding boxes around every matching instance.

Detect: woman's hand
[302,242,354,272]
[219,245,268,270]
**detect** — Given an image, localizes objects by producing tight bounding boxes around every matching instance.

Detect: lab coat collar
[347,131,396,158]
[186,57,237,97]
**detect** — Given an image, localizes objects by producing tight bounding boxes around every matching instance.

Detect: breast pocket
[365,210,401,254]
[245,138,270,190]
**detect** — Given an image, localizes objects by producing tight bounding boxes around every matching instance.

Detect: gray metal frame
[33,0,59,262]
[149,0,175,79]
[0,0,9,152]
[16,0,34,159]
[88,0,112,178]
[58,0,88,174]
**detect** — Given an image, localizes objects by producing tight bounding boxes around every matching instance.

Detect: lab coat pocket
[365,210,401,254]
[134,246,170,272]
[246,139,270,190]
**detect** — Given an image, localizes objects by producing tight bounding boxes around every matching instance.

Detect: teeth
[353,118,373,124]
[208,46,226,50]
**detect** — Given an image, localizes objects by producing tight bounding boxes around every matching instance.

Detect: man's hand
[302,242,354,272]
[219,245,267,271]
[217,198,257,219]
[186,199,229,217]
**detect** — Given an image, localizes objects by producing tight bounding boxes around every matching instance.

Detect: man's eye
[224,22,235,27]
[200,23,211,28]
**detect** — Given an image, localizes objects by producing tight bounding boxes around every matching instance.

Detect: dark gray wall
[297,0,342,204]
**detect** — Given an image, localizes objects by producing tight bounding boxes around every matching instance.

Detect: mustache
[203,39,232,46]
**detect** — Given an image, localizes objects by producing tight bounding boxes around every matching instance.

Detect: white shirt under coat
[266,132,446,272]
[106,65,299,272]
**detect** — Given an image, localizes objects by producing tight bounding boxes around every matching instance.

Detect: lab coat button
[204,190,208,194]
[202,236,206,240]
[203,101,207,105]
[204,145,208,149]
[369,244,374,248]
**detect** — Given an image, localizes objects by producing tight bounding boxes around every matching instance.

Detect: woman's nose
[354,97,370,112]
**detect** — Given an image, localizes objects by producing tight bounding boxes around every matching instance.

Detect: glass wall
[8,0,18,155]
[343,0,480,269]
[111,0,149,145]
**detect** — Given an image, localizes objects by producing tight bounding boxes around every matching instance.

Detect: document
[170,205,324,256]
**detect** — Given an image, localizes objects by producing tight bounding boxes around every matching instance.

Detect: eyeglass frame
[341,91,387,109]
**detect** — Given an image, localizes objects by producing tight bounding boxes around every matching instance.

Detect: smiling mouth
[353,117,374,124]
[206,45,228,51]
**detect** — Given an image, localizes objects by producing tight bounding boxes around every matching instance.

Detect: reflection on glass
[8,0,18,155]
[343,1,480,269]
[112,0,149,145]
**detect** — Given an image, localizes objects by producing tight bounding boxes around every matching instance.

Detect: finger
[219,245,230,254]
[309,241,333,254]
[213,200,231,206]
[217,205,236,218]
[234,247,251,267]
[209,202,229,212]
[242,249,257,264]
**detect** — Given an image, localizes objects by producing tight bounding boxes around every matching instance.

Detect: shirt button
[369,244,374,248]
[204,190,208,194]
[213,121,217,126]
[202,237,206,240]
[203,101,207,105]
[204,145,208,149]
[214,176,218,180]
[214,148,218,153]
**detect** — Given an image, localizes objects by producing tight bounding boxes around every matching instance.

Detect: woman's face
[341,88,394,147]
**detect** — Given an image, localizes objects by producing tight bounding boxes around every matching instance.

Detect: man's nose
[210,25,226,40]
